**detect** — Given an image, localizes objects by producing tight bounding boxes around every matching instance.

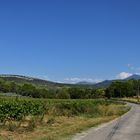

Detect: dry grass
[122,97,140,104]
[0,104,129,140]
[0,116,117,140]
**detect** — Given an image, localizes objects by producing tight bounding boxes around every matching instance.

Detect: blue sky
[0,0,140,83]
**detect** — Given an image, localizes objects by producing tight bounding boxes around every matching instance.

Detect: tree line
[105,80,140,98]
[0,78,140,99]
[0,79,105,99]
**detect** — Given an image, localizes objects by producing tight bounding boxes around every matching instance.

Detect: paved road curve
[73,103,140,140]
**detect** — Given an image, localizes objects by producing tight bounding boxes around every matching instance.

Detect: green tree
[56,88,70,99]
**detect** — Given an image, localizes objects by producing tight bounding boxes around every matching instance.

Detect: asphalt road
[72,103,140,140]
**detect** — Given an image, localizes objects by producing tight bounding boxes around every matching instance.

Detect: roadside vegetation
[0,97,129,140]
[105,80,140,98]
[120,97,140,104]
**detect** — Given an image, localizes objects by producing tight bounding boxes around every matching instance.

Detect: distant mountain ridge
[0,74,34,80]
[125,74,140,80]
[0,74,65,89]
[76,74,140,88]
[76,81,95,85]
[0,74,140,89]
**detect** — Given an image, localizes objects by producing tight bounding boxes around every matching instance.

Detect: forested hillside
[0,75,140,99]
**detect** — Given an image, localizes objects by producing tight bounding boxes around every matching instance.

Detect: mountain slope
[0,74,97,89]
[0,74,66,89]
[0,74,140,89]
[76,81,95,85]
[76,74,140,88]
[125,74,140,80]
[94,80,114,88]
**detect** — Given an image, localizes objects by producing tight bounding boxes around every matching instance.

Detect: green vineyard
[0,97,127,124]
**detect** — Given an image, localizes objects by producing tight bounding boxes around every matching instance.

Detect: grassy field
[0,97,130,140]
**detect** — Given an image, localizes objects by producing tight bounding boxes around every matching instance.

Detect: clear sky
[0,0,140,83]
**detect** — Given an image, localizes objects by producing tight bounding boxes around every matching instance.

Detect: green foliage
[0,96,128,134]
[1,78,140,99]
[67,87,105,99]
[105,80,140,98]
[56,88,70,99]
[0,98,47,123]
[0,97,122,123]
[0,79,49,98]
[0,78,106,99]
